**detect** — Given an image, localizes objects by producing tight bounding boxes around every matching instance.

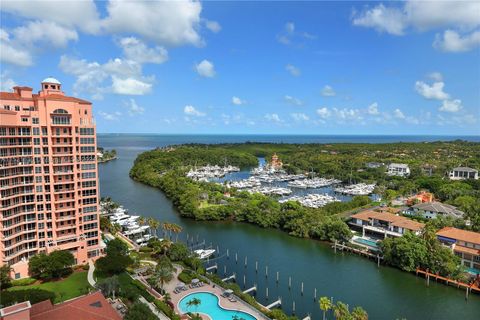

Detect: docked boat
[194,249,216,259]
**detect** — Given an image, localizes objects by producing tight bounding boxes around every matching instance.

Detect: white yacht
[194,249,216,259]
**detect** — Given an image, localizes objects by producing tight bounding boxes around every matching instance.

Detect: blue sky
[1,1,479,135]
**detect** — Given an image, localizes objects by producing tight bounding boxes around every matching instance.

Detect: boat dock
[415,268,480,295]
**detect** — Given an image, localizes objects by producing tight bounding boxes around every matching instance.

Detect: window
[33,128,40,135]
[52,109,69,114]
[15,106,20,111]
[80,137,95,144]
[80,146,95,153]
[52,116,70,125]
[81,172,96,179]
[81,163,96,170]
[21,118,28,122]
[32,118,39,124]
[79,128,94,135]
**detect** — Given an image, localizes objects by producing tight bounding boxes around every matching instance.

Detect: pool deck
[166,269,267,320]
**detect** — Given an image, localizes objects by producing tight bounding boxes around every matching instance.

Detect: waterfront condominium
[0,78,103,279]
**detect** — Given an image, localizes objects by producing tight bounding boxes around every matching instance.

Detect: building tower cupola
[40,77,64,96]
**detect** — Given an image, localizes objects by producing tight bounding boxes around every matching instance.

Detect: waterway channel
[98,134,480,320]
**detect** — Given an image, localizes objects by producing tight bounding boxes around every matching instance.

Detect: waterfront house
[349,209,425,238]
[436,227,480,272]
[0,291,121,320]
[386,163,410,177]
[448,167,479,180]
[408,201,464,219]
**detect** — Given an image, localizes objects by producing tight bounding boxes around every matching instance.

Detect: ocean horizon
[98,133,480,145]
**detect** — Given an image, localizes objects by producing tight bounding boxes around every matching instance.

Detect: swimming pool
[178,292,257,320]
[353,237,379,248]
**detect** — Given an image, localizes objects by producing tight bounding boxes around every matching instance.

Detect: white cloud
[352,1,480,35]
[415,81,449,100]
[284,95,303,106]
[291,113,309,122]
[103,0,203,47]
[0,29,33,67]
[285,64,300,77]
[111,76,153,95]
[59,55,154,98]
[367,102,380,115]
[118,37,168,64]
[232,96,246,105]
[428,72,443,82]
[0,72,16,91]
[316,107,331,119]
[1,0,101,33]
[184,105,205,117]
[205,20,221,33]
[277,21,316,45]
[440,99,463,113]
[125,98,145,115]
[99,111,122,121]
[433,30,480,52]
[394,108,406,119]
[333,108,363,121]
[285,22,295,34]
[321,85,336,97]
[352,4,407,35]
[264,113,282,123]
[195,59,216,77]
[12,20,78,48]
[352,1,480,52]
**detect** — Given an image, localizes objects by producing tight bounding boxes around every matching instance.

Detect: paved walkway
[139,296,170,320]
[87,259,96,287]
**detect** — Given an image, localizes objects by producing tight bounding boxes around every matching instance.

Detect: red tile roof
[351,210,425,231]
[0,92,90,104]
[437,227,480,245]
[30,291,121,320]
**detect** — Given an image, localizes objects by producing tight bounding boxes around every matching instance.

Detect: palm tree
[138,216,146,226]
[150,219,160,237]
[319,296,332,320]
[334,302,352,320]
[351,306,368,320]
[186,297,201,315]
[170,223,183,242]
[163,292,171,304]
[159,239,173,256]
[162,222,171,239]
[151,264,174,293]
[146,217,154,236]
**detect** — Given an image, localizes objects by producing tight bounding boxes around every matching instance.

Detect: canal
[98,134,480,320]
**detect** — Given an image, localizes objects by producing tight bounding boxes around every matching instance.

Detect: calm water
[98,134,480,320]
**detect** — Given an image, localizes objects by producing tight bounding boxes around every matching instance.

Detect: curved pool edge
[177,290,261,320]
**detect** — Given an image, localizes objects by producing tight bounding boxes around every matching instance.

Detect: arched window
[52,109,69,114]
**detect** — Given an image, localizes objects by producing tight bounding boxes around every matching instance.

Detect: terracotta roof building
[436,227,480,273]
[1,79,103,279]
[350,209,424,238]
[0,292,121,320]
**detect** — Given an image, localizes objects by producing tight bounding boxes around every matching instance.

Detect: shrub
[154,300,180,320]
[177,271,193,284]
[11,277,36,286]
[0,289,55,307]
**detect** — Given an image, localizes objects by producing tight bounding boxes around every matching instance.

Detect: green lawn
[8,271,91,303]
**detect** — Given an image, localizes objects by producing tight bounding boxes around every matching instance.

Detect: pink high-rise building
[0,78,103,279]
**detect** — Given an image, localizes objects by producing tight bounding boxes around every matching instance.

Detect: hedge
[154,300,180,320]
[10,278,37,287]
[0,289,55,307]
